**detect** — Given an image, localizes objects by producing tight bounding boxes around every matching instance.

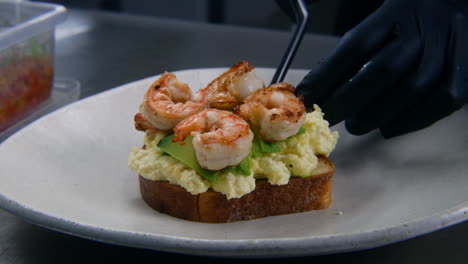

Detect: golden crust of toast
[139,156,334,223]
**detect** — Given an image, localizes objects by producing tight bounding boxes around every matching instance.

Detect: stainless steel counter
[1,9,467,263]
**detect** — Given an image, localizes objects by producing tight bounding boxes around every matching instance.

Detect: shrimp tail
[134,113,157,132]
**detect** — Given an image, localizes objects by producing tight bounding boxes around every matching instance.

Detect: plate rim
[1,67,467,258]
[1,191,467,258]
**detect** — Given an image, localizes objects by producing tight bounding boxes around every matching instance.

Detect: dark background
[34,0,383,36]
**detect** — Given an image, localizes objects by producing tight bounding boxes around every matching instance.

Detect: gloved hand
[296,0,468,138]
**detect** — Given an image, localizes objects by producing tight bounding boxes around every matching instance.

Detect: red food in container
[0,1,66,132]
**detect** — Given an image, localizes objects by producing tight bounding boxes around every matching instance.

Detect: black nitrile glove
[296,0,468,138]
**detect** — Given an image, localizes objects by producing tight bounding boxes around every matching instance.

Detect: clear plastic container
[0,0,67,133]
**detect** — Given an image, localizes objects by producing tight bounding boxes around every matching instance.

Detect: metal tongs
[270,0,310,85]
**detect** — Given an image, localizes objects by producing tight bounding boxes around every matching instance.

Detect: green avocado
[158,128,301,182]
[158,134,220,182]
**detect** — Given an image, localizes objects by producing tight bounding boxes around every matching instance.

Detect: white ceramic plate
[0,68,467,258]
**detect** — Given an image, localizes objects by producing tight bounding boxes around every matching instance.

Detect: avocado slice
[158,134,220,182]
[251,135,281,157]
[157,125,306,182]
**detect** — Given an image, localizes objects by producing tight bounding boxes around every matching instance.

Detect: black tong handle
[271,0,310,85]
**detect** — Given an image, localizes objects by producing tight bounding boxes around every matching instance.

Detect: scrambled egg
[128,105,338,199]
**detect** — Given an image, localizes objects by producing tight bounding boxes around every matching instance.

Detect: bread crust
[139,156,334,223]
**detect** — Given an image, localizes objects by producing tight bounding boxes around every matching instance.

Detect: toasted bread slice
[139,156,334,223]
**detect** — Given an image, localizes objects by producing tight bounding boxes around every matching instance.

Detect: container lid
[0,1,66,50]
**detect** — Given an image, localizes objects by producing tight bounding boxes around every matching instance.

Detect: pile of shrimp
[134,61,307,170]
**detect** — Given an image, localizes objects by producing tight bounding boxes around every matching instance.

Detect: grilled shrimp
[137,72,209,131]
[204,61,265,110]
[237,82,306,142]
[173,109,254,170]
